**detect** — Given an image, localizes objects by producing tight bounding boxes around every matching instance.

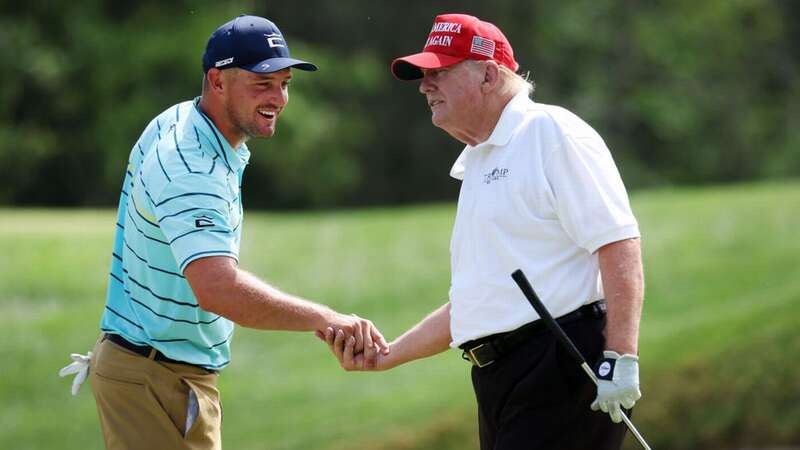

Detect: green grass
[0,180,798,450]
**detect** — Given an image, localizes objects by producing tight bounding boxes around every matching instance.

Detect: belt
[104,333,216,373]
[460,301,606,368]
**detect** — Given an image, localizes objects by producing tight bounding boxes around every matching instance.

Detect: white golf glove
[59,352,93,396]
[590,350,641,423]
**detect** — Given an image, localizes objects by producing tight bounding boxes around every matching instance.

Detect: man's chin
[431,113,447,128]
[246,126,277,140]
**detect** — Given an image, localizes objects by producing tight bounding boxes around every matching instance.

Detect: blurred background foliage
[1,0,798,208]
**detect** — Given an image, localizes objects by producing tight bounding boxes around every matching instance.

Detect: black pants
[470,314,628,450]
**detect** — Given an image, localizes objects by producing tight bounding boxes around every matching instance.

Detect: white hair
[499,65,535,97]
[463,60,535,97]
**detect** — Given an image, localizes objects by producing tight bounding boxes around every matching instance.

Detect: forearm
[381,302,452,369]
[187,257,333,331]
[598,238,644,355]
[215,268,333,331]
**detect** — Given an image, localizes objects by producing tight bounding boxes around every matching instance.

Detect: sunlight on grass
[0,181,798,450]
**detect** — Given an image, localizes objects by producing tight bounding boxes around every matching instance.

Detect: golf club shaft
[511,269,652,450]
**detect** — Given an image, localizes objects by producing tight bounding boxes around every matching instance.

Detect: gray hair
[499,65,535,97]
[463,60,535,97]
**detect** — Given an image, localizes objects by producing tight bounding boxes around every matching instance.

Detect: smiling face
[418,61,484,134]
[222,68,291,140]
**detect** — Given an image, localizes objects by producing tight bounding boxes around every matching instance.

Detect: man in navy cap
[63,15,389,450]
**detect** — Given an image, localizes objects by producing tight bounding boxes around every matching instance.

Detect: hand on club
[591,350,641,423]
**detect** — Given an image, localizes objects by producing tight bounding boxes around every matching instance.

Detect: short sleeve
[152,173,240,272]
[545,134,640,253]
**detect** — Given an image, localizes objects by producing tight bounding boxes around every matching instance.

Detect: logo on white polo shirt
[483,167,509,184]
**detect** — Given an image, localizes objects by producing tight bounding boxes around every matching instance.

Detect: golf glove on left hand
[59,352,92,396]
[591,350,641,423]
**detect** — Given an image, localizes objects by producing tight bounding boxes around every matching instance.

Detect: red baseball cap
[391,13,519,81]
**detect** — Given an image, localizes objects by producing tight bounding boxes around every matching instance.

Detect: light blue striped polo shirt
[100,97,250,370]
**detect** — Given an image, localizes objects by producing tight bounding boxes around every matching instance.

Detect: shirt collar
[190,97,250,172]
[450,91,531,180]
[471,90,531,150]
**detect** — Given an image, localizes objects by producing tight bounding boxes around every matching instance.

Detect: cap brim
[391,52,465,80]
[242,57,318,73]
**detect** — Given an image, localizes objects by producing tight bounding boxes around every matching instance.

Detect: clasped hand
[316,314,390,370]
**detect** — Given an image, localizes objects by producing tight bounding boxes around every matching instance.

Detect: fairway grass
[0,180,798,450]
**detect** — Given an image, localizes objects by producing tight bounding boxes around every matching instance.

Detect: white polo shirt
[448,91,640,347]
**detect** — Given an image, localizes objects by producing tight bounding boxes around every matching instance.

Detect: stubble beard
[226,101,274,142]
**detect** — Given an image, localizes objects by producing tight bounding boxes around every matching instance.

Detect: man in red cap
[322,13,644,450]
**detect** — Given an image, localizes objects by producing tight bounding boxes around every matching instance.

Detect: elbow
[195,288,224,315]
[195,272,237,316]
[184,256,238,316]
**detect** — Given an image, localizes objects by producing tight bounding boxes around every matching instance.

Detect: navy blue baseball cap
[202,15,318,73]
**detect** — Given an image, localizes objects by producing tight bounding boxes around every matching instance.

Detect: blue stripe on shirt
[155,191,230,208]
[128,194,161,229]
[193,125,220,175]
[109,271,124,285]
[156,142,172,182]
[125,208,168,245]
[193,125,202,150]
[138,177,159,208]
[210,331,233,348]
[123,238,184,278]
[197,111,232,174]
[157,207,222,223]
[154,119,172,182]
[203,359,231,369]
[179,250,237,272]
[174,121,194,174]
[169,228,230,245]
[104,305,144,330]
[128,293,222,325]
[122,271,200,308]
[152,330,231,348]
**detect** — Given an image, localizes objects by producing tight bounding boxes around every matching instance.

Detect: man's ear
[481,61,501,93]
[206,68,226,94]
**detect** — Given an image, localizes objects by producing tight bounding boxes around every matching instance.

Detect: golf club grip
[511,269,588,366]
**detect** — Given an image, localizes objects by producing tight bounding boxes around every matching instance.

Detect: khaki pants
[90,336,222,450]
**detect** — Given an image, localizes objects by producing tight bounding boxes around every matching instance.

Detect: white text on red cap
[426,22,463,48]
[430,22,463,33]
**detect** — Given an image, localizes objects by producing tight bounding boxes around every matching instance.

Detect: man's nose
[419,75,434,95]
[274,87,288,106]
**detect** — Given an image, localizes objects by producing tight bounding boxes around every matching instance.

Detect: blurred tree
[0,0,797,208]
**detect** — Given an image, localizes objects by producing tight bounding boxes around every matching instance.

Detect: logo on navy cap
[215,57,234,68]
[265,32,285,48]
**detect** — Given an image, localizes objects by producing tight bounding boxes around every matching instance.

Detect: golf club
[511,269,652,450]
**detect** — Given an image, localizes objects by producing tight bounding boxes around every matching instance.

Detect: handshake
[314,312,393,371]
